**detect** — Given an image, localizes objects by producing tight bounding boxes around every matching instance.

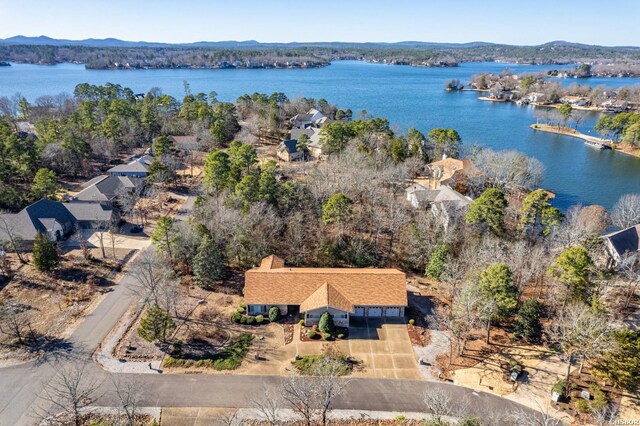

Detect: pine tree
[32,232,59,273]
[193,236,224,289]
[425,244,448,281]
[513,299,543,341]
[137,304,176,342]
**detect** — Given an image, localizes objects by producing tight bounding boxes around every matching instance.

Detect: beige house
[428,158,480,189]
[244,255,408,327]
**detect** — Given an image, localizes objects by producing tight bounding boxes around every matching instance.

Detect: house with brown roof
[244,255,408,327]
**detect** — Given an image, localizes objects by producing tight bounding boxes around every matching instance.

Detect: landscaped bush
[299,319,305,326]
[268,306,280,322]
[575,399,591,413]
[231,312,242,323]
[240,315,248,324]
[307,330,317,339]
[589,383,608,410]
[322,332,331,340]
[256,315,264,324]
[246,315,255,325]
[337,333,345,339]
[318,312,335,333]
[236,306,246,314]
[409,319,415,325]
[552,379,568,396]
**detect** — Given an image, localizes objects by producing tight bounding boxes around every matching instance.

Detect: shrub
[256,315,264,324]
[318,312,335,333]
[240,315,248,324]
[307,330,317,339]
[268,306,280,322]
[409,319,415,325]
[231,312,242,323]
[589,383,608,410]
[322,332,331,340]
[552,379,568,396]
[575,399,591,413]
[425,244,448,281]
[236,306,246,314]
[246,315,255,325]
[299,319,305,326]
[239,303,247,309]
[337,333,345,339]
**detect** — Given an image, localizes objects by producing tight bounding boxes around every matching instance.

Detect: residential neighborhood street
[0,252,540,426]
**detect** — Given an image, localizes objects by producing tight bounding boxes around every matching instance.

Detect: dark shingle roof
[63,201,116,223]
[604,225,640,257]
[0,200,76,241]
[75,175,142,202]
[281,140,298,154]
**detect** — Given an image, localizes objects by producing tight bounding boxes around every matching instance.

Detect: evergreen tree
[321,193,353,225]
[32,232,59,273]
[137,304,176,343]
[513,299,544,341]
[151,217,175,263]
[466,188,508,235]
[258,160,279,205]
[193,235,224,289]
[425,244,448,281]
[593,330,640,393]
[547,247,593,304]
[31,168,59,200]
[318,311,335,334]
[520,189,562,236]
[203,150,230,193]
[478,263,518,343]
[152,135,174,156]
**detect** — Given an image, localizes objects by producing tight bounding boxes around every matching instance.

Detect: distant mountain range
[3,35,636,50]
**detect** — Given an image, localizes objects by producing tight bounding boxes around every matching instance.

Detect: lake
[1,60,640,210]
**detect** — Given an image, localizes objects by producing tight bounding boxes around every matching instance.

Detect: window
[334,314,347,319]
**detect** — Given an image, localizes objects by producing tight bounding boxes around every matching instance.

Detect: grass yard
[163,333,254,370]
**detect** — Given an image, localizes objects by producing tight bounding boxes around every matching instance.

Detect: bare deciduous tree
[130,249,173,308]
[611,193,640,229]
[251,386,282,426]
[37,362,102,426]
[112,376,142,426]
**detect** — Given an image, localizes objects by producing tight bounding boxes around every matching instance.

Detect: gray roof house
[291,108,325,129]
[63,201,120,230]
[602,224,640,269]
[75,175,143,202]
[288,127,326,159]
[405,183,472,231]
[107,155,153,177]
[277,140,304,162]
[0,200,76,245]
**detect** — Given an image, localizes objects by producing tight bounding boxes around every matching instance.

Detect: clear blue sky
[1,0,639,46]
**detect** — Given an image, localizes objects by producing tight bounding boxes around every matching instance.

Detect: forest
[2,40,640,69]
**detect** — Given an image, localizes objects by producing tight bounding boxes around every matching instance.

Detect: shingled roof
[244,255,407,312]
[604,225,640,258]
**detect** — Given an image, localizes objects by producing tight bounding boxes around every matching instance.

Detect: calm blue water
[1,61,640,210]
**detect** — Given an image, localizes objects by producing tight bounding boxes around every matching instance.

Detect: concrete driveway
[348,318,421,380]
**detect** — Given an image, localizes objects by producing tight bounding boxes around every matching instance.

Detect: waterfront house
[244,255,407,326]
[601,99,628,113]
[107,155,153,177]
[602,224,640,269]
[288,127,326,159]
[527,92,547,104]
[291,108,325,129]
[560,96,590,107]
[427,158,480,189]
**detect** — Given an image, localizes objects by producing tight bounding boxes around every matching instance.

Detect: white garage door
[354,307,365,317]
[385,307,401,317]
[367,307,382,317]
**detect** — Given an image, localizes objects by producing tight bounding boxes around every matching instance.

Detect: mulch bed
[284,324,294,345]
[407,324,431,346]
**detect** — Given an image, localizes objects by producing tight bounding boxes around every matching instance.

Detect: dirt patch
[0,249,132,362]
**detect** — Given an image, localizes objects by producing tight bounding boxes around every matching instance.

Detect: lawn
[293,354,355,376]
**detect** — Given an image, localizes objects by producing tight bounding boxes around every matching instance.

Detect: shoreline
[530,124,640,159]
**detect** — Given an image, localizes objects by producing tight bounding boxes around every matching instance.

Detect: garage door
[353,307,365,317]
[367,307,382,317]
[385,307,401,317]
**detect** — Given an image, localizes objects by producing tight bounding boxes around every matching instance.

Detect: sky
[0,0,639,46]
